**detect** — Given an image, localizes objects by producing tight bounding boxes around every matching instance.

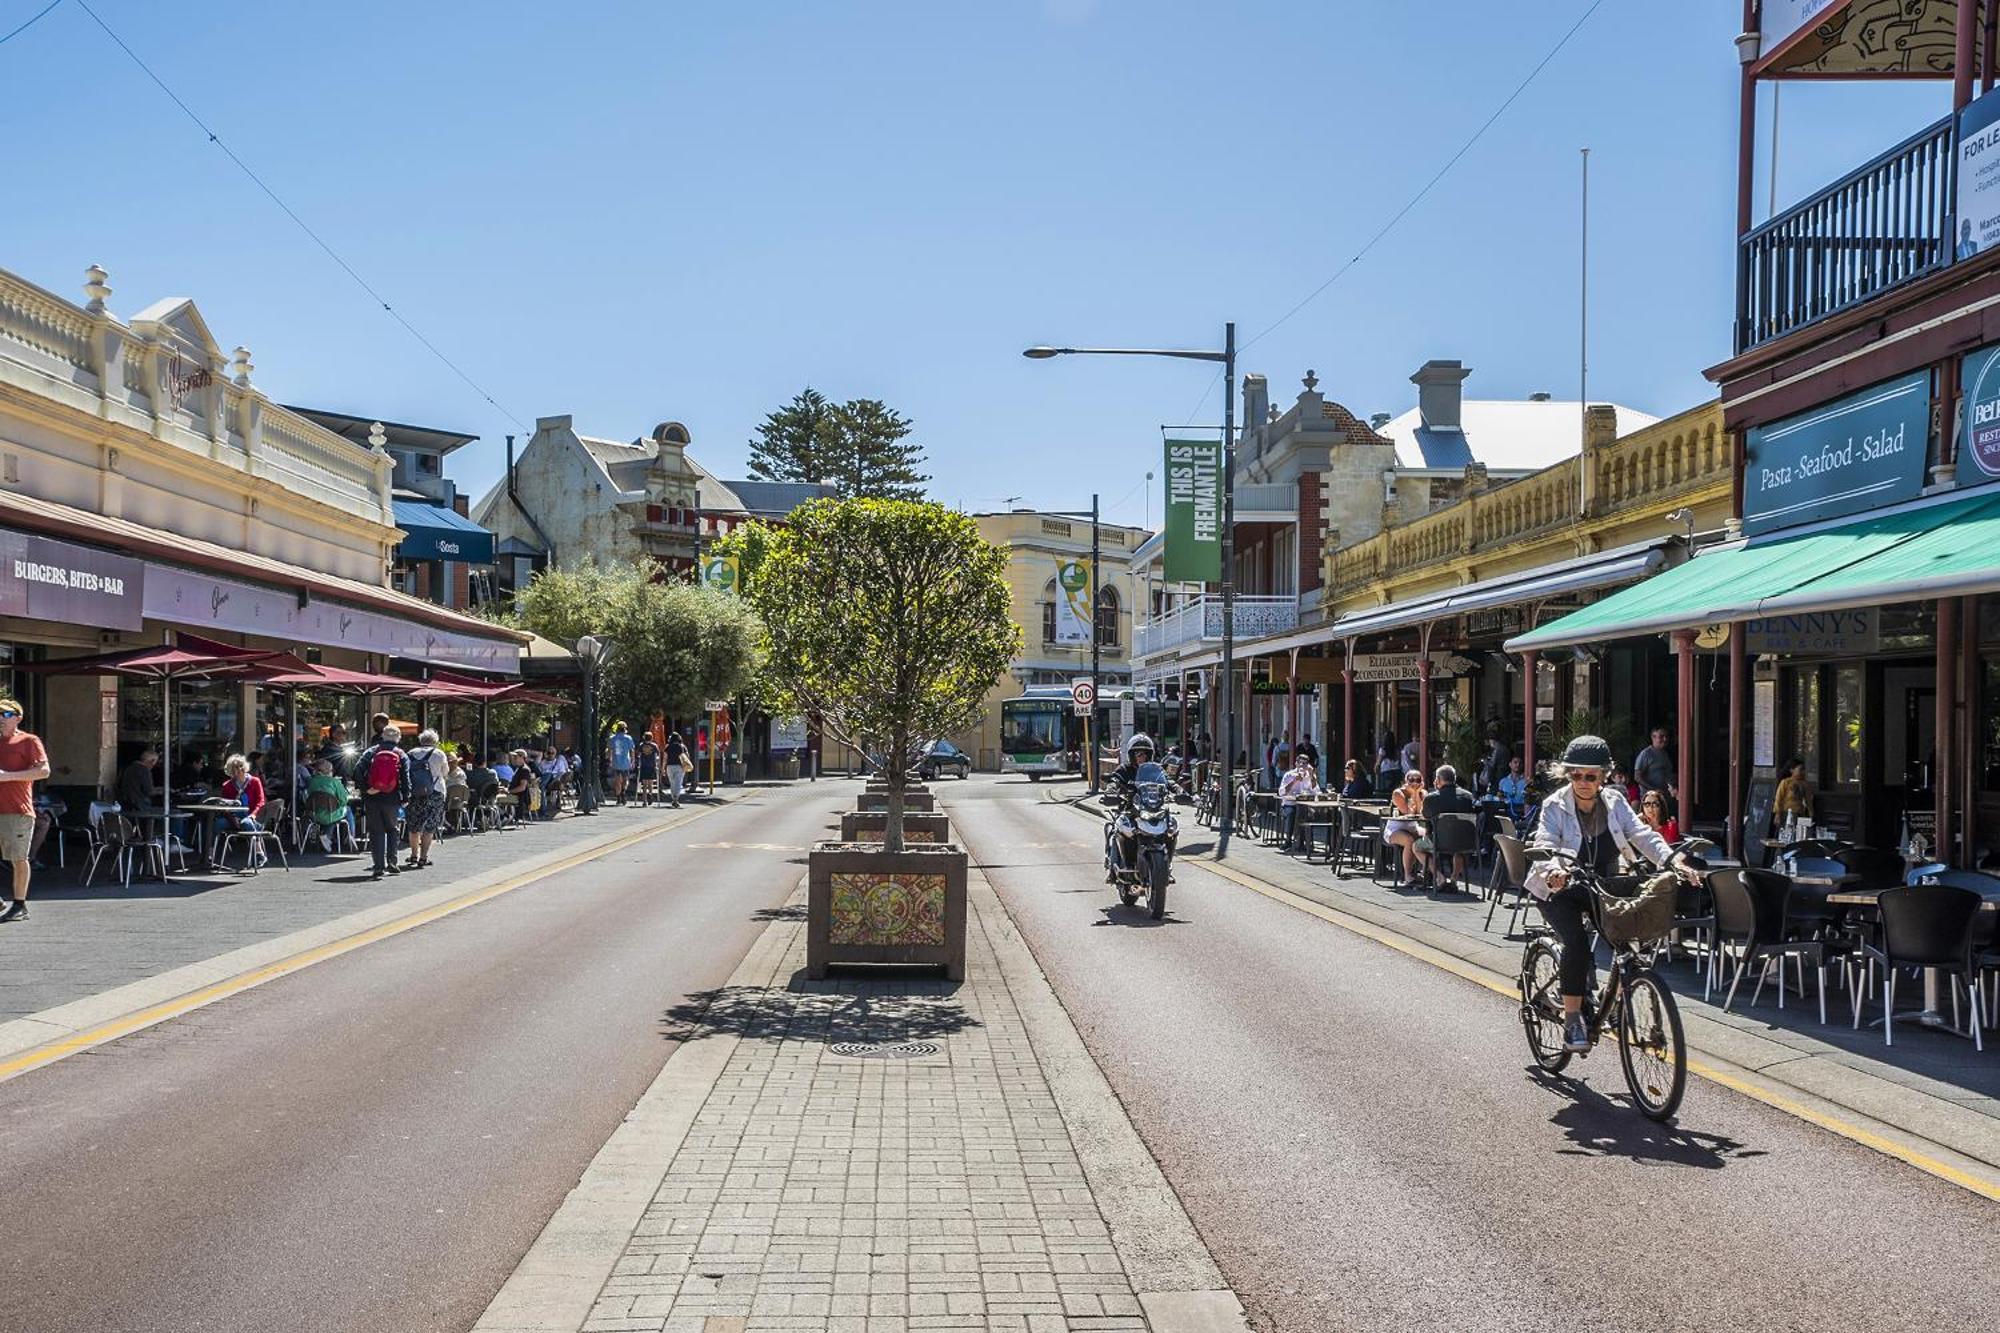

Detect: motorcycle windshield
[1135,762,1166,784]
[1133,762,1168,807]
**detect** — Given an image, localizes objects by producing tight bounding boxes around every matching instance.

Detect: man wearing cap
[0,699,51,924]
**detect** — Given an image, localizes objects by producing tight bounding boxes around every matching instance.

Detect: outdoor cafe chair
[1426,813,1480,897]
[1711,867,1850,1023]
[1296,802,1339,863]
[1483,833,1535,938]
[219,800,290,875]
[81,810,143,889]
[444,789,474,834]
[1851,884,1986,1050]
[1337,806,1384,881]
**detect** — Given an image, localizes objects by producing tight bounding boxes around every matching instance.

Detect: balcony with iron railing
[1133,594,1299,659]
[1737,114,1956,353]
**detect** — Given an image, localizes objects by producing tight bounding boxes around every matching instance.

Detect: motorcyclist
[1105,733,1177,876]
[1525,734,1700,1052]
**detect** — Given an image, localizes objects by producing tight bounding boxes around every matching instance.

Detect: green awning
[1505,489,2000,652]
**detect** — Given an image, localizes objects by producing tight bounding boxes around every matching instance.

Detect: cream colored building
[0,260,523,796]
[953,510,1150,772]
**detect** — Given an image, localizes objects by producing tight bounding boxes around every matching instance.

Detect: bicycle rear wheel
[1519,938,1571,1073]
[1617,968,1686,1121]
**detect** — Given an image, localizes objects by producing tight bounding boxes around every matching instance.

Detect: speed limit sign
[1070,677,1096,715]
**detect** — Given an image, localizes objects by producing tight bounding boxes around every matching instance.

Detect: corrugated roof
[721,479,837,517]
[1374,400,1660,473]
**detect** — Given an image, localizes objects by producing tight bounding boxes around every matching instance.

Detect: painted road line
[0,803,727,1086]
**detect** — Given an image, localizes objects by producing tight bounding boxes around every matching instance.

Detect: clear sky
[1,0,1949,529]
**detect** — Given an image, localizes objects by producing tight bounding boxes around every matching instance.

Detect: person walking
[1633,726,1677,815]
[607,721,636,805]
[358,723,409,880]
[636,732,660,805]
[402,730,447,868]
[663,728,689,808]
[0,698,50,924]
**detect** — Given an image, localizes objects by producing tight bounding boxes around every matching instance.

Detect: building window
[1096,585,1120,648]
[1790,667,1822,783]
[1832,664,1863,787]
[1041,587,1057,645]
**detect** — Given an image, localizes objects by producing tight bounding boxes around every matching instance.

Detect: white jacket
[1524,784,1675,900]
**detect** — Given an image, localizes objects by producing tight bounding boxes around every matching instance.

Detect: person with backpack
[663,728,689,808]
[358,723,409,881]
[403,729,447,868]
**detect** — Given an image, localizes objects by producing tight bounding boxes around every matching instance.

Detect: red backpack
[366,747,401,794]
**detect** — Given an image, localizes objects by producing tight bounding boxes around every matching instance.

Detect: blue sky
[1,0,1948,528]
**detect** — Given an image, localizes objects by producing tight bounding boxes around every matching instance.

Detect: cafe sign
[0,528,145,632]
[1745,609,1878,656]
[1743,370,1929,536]
[1958,340,2000,481]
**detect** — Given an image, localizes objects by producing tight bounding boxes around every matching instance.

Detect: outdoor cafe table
[1824,882,2000,1034]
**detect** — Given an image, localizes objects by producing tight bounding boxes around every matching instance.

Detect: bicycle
[1517,847,1692,1122]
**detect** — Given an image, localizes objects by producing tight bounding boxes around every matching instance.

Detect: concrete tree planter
[865,780,929,796]
[857,790,934,813]
[807,842,967,981]
[840,810,950,843]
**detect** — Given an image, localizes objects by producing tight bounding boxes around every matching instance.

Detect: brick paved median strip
[0,799,736,1083]
[477,864,1249,1333]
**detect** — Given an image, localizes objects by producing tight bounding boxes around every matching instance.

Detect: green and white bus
[998,684,1168,780]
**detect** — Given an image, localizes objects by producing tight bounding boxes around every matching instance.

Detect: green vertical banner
[1163,438,1223,583]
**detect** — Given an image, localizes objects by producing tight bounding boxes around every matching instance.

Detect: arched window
[1041,579,1058,644]
[1095,585,1120,648]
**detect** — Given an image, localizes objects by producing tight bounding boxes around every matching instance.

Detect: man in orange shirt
[0,698,51,924]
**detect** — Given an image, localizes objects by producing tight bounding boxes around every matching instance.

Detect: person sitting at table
[1277,753,1320,851]
[220,754,266,829]
[1338,759,1373,800]
[1774,756,1814,826]
[467,755,500,807]
[117,747,161,813]
[1608,763,1641,805]
[1421,763,1478,890]
[1497,755,1529,821]
[303,758,353,848]
[507,750,538,818]
[1638,789,1680,845]
[1383,770,1429,886]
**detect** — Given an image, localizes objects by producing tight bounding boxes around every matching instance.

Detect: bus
[998,684,1166,780]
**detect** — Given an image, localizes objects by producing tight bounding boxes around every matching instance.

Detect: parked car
[915,739,973,780]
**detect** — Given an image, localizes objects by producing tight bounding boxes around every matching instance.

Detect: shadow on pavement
[1092,904,1188,929]
[660,977,982,1044]
[750,904,807,922]
[1528,1068,1768,1169]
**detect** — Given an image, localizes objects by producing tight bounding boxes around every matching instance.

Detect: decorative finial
[230,346,254,386]
[368,421,388,453]
[83,264,111,313]
[1267,405,1279,423]
[1302,368,1319,392]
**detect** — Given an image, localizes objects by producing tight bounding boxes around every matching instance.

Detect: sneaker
[1563,1014,1591,1052]
[0,899,26,924]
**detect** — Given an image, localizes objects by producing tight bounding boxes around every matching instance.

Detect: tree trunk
[884,728,908,852]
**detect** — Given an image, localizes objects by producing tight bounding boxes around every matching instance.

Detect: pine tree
[829,398,929,500]
[746,388,838,488]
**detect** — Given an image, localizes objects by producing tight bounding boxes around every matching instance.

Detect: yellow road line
[1182,848,2000,1204]
[0,806,721,1085]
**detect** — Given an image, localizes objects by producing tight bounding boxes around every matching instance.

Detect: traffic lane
[0,786,843,1333]
[945,787,2000,1333]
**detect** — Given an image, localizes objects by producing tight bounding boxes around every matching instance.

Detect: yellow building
[954,510,1150,772]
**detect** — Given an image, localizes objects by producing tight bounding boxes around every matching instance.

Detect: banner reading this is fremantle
[1163,437,1223,583]
[1052,557,1092,645]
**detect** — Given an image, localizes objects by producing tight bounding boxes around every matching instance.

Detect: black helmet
[1560,734,1613,770]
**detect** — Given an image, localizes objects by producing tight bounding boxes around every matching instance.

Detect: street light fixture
[574,633,614,814]
[1022,324,1239,855]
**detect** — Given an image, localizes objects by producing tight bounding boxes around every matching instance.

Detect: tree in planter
[745,498,1018,849]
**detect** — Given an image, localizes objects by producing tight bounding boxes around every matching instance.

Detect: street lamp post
[574,634,613,814]
[1024,324,1238,854]
[1042,496,1104,793]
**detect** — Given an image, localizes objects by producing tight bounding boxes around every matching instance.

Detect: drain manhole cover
[829,1040,939,1059]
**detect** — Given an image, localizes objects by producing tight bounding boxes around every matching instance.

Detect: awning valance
[393,500,494,564]
[1328,539,1668,643]
[1506,489,2000,652]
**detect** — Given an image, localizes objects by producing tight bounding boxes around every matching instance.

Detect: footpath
[1063,791,2000,1202]
[475,866,1250,1333]
[0,794,740,1078]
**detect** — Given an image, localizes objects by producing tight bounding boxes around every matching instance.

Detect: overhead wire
[1179,0,1610,425]
[66,0,529,430]
[0,0,62,46]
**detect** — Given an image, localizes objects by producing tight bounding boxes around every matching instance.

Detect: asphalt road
[943,775,2000,1333]
[0,784,849,1333]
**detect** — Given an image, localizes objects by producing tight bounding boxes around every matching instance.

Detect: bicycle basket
[1595,871,1677,948]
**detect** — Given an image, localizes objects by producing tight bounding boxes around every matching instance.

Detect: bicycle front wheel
[1519,938,1571,1074]
[1617,968,1686,1121]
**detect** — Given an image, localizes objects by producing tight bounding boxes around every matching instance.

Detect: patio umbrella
[254,664,432,793]
[23,633,288,843]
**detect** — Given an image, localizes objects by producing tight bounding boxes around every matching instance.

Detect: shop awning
[392,500,494,564]
[1506,488,2000,652]
[1327,539,1669,643]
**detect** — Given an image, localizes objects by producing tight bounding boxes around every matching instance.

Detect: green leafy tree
[509,557,765,726]
[744,498,1019,849]
[746,389,929,500]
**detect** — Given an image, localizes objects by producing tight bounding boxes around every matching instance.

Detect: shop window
[1832,664,1863,787]
[1790,668,1821,783]
[1095,586,1120,649]
[1985,659,2000,793]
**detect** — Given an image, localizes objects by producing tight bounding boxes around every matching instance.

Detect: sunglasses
[0,710,19,720]
[1569,771,1604,784]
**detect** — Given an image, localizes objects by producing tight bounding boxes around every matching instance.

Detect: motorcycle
[1103,760,1177,920]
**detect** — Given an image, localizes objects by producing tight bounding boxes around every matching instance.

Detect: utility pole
[1090,492,1101,794]
[1218,321,1237,856]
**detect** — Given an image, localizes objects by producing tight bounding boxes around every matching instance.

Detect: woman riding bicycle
[1525,735,1697,1052]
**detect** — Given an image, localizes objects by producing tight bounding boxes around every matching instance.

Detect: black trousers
[363,796,400,871]
[1537,883,1596,998]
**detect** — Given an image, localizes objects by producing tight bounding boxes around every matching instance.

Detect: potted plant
[743,498,1018,979]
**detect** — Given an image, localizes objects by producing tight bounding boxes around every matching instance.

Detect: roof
[577,434,657,494]
[285,405,478,455]
[1373,400,1660,473]
[719,479,837,518]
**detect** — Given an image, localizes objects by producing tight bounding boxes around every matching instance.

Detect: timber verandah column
[1727,622,1747,860]
[1417,622,1436,778]
[1342,639,1357,774]
[1520,650,1538,783]
[1675,629,1697,820]
[1937,598,1958,866]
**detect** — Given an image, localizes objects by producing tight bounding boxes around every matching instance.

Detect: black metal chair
[1339,806,1384,881]
[1835,845,1906,889]
[218,800,290,875]
[1851,884,1986,1049]
[1296,803,1339,863]
[1483,833,1534,937]
[1710,867,1849,1022]
[1427,813,1480,897]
